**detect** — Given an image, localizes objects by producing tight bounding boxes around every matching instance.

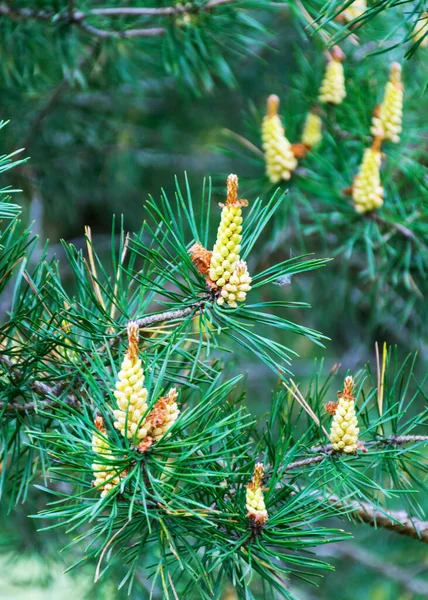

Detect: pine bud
[340,0,366,22]
[189,242,213,277]
[352,146,384,213]
[92,416,122,497]
[217,260,252,308]
[209,174,248,287]
[413,13,428,48]
[319,54,346,105]
[261,95,298,183]
[371,63,403,144]
[246,462,268,526]
[301,112,323,148]
[113,322,150,440]
[329,376,360,453]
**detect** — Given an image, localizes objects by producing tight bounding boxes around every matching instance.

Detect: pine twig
[326,494,428,543]
[0,1,238,38]
[0,354,79,412]
[134,305,199,329]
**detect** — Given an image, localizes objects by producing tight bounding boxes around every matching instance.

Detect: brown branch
[327,494,428,543]
[284,435,428,472]
[282,436,428,542]
[134,305,198,329]
[0,1,238,38]
[77,22,166,39]
[0,354,80,412]
[0,304,201,412]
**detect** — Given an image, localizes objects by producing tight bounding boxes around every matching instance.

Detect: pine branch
[327,495,428,543]
[282,437,428,542]
[134,305,199,329]
[0,354,79,412]
[285,436,428,471]
[77,22,166,39]
[0,1,238,38]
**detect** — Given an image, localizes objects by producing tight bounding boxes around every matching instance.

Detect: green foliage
[219,33,428,346]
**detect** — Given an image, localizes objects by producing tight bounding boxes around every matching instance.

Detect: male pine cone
[261,94,297,183]
[352,145,384,213]
[371,62,403,144]
[329,376,360,453]
[301,111,322,148]
[113,322,150,440]
[217,260,252,308]
[246,463,268,525]
[318,52,346,105]
[92,416,122,497]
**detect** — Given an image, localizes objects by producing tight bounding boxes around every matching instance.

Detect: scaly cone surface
[261,94,298,183]
[301,111,323,148]
[113,322,150,440]
[371,62,403,143]
[92,416,122,497]
[246,462,268,525]
[329,376,360,453]
[319,49,346,105]
[209,174,247,288]
[352,142,384,213]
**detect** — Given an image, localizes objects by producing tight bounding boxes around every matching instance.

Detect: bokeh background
[0,1,427,598]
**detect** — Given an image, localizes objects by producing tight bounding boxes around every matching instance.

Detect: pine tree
[0,2,427,599]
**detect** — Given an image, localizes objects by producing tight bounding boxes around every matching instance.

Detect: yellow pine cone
[217,260,252,308]
[340,0,366,22]
[209,174,247,287]
[246,463,268,525]
[330,376,359,453]
[319,60,346,105]
[352,147,384,213]
[301,112,323,148]
[371,63,403,144]
[113,322,150,440]
[92,416,122,497]
[261,94,298,183]
[413,13,428,48]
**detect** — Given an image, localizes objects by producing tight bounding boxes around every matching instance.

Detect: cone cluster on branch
[190,174,252,308]
[92,416,123,498]
[246,462,268,526]
[350,62,404,213]
[328,376,360,453]
[92,323,181,496]
[112,322,180,452]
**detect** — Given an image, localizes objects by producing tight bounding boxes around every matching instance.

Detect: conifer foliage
[0,2,427,599]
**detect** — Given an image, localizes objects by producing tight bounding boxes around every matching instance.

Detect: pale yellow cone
[246,463,268,525]
[329,376,360,453]
[352,147,384,213]
[261,95,298,183]
[371,63,403,143]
